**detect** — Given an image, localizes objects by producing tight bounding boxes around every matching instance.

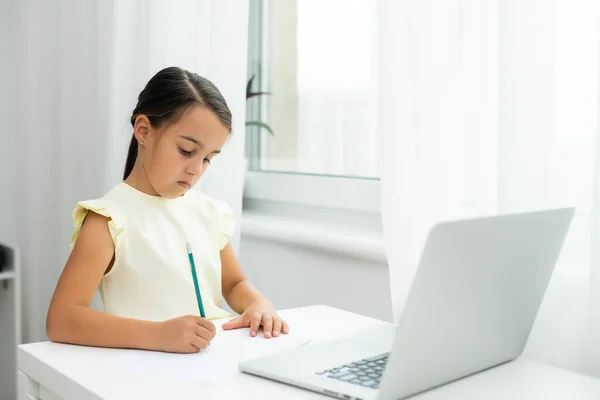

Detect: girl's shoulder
[184,189,232,216]
[70,196,125,253]
[183,190,235,250]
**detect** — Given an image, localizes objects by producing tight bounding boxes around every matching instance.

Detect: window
[245,0,379,212]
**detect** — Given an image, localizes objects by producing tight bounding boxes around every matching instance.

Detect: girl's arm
[46,212,215,353]
[221,243,289,337]
[220,243,265,314]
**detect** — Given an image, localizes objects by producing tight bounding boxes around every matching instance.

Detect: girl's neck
[124,161,160,197]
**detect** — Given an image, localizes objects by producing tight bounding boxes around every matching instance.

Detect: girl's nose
[187,159,204,177]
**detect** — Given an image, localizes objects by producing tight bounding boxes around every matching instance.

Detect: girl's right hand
[156,315,217,353]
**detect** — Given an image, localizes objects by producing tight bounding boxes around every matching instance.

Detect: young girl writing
[46,66,288,354]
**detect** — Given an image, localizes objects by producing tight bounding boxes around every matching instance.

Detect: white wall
[239,237,393,323]
[0,0,18,245]
[240,234,599,378]
[0,2,20,398]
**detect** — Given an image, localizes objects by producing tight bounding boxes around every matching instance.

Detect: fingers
[249,312,262,337]
[197,317,217,338]
[190,333,209,352]
[281,319,289,334]
[217,312,289,338]
[195,324,215,343]
[272,316,282,337]
[221,316,246,330]
[196,317,217,335]
[262,315,273,338]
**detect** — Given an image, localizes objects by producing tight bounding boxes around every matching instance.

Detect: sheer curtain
[3,0,248,343]
[378,0,600,377]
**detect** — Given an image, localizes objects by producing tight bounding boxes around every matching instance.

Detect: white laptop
[239,207,575,400]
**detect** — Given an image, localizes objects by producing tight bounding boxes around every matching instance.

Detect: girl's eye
[204,158,211,164]
[179,147,192,157]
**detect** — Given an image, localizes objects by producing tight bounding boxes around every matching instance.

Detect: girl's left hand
[222,299,289,338]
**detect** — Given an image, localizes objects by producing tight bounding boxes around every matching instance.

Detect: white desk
[18,305,600,400]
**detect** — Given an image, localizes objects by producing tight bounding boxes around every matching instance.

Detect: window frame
[244,171,380,213]
[244,0,380,215]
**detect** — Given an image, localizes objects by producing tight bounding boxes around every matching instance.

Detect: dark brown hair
[124,67,232,179]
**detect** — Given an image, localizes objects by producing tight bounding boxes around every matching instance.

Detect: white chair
[0,242,21,400]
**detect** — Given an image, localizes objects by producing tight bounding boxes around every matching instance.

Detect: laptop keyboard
[315,353,389,389]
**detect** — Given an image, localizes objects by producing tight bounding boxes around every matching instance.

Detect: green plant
[246,74,274,136]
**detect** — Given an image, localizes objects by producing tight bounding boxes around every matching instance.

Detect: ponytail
[123,135,138,180]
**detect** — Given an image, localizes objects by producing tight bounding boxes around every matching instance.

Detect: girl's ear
[133,115,152,146]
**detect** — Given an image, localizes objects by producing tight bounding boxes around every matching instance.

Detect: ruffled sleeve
[71,199,125,257]
[210,199,236,251]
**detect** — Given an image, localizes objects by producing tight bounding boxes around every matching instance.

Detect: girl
[46,66,288,354]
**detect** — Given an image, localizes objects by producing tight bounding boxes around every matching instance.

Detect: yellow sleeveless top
[71,182,234,321]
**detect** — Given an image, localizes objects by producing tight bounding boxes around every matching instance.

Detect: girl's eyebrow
[179,135,221,154]
[180,135,202,146]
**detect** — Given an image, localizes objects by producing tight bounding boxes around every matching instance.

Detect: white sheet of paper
[94,318,311,385]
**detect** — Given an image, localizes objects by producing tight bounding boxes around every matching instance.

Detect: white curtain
[378,0,600,377]
[2,0,248,343]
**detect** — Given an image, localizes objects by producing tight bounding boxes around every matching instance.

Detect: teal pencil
[186,243,206,318]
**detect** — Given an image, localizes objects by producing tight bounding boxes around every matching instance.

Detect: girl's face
[134,105,230,198]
